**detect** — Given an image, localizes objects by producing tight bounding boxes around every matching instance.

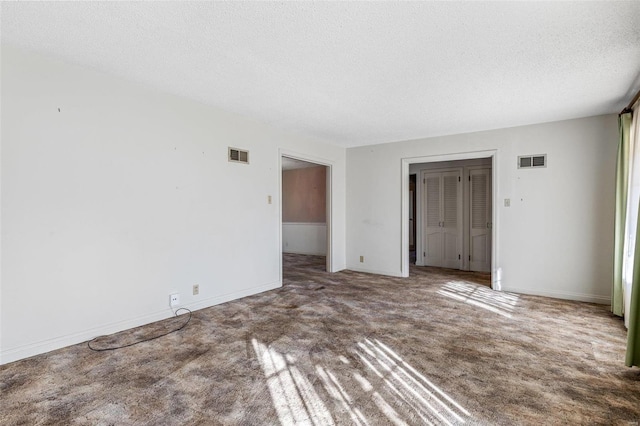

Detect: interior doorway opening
[401,151,498,290]
[281,155,330,274]
[409,174,417,264]
[413,157,492,273]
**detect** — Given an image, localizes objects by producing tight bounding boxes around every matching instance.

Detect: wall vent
[228,147,249,164]
[518,154,546,169]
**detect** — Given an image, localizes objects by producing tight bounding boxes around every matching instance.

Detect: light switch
[504,198,510,207]
[268,195,272,204]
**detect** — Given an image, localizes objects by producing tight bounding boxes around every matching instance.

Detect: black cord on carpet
[87,308,192,352]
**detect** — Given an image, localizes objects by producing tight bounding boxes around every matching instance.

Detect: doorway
[415,158,492,272]
[281,155,330,274]
[401,151,498,289]
[409,174,417,264]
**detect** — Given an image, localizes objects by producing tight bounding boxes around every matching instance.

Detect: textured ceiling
[2,2,640,148]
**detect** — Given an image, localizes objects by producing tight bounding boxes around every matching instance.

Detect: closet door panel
[423,169,462,269]
[469,168,492,272]
[424,174,443,267]
[442,171,462,269]
[425,231,443,266]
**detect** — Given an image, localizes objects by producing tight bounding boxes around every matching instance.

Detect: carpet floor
[2,254,640,425]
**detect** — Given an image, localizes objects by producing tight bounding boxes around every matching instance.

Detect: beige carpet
[2,254,639,425]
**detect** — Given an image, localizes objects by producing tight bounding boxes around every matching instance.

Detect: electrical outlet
[193,284,199,295]
[170,293,180,307]
[359,256,364,263]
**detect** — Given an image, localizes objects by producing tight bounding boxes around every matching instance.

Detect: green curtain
[628,224,640,366]
[628,109,640,367]
[613,113,632,316]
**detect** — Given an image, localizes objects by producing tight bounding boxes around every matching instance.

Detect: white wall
[0,46,346,364]
[282,223,327,255]
[347,115,617,303]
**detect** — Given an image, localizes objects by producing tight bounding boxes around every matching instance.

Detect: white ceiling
[2,2,640,148]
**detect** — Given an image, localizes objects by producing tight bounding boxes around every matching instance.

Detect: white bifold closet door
[423,169,462,269]
[469,168,492,272]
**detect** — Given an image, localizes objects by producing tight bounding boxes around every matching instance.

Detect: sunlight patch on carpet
[316,365,369,425]
[252,339,333,425]
[355,338,470,425]
[438,281,519,317]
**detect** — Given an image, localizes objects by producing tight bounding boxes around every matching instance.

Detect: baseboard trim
[501,286,611,305]
[0,280,281,365]
[181,281,281,312]
[283,250,327,256]
[347,266,404,278]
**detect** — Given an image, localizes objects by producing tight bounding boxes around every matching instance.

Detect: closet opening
[401,152,498,289]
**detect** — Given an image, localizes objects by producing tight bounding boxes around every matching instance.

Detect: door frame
[279,149,333,279]
[401,150,500,290]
